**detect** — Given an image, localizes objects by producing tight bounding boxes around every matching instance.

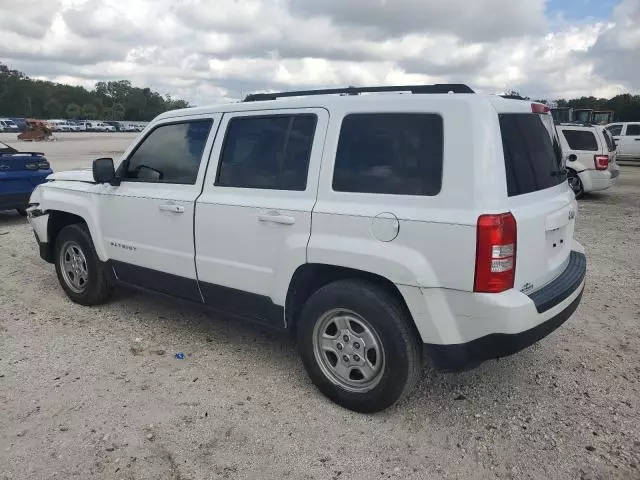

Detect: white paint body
[28,93,584,345]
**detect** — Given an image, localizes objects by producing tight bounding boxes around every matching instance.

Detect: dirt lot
[0,134,639,480]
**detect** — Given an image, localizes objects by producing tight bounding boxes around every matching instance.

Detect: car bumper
[27,209,53,262]
[398,243,587,370]
[578,168,617,192]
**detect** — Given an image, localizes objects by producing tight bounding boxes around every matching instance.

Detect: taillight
[25,163,38,170]
[594,155,609,170]
[38,161,50,170]
[474,213,517,293]
[531,103,550,114]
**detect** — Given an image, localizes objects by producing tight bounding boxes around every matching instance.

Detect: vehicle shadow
[0,210,28,228]
[104,285,540,417]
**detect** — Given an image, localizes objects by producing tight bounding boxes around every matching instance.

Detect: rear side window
[626,124,640,136]
[333,113,443,196]
[216,114,317,191]
[499,114,564,197]
[561,130,599,151]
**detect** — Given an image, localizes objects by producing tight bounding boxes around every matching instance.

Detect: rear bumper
[405,246,587,370]
[578,168,617,192]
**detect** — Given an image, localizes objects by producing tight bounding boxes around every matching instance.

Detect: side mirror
[93,158,115,183]
[567,154,577,162]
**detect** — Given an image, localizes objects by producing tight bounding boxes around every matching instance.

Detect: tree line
[504,90,640,122]
[0,63,190,121]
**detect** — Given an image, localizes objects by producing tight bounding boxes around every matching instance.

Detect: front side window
[123,119,213,184]
[332,113,443,196]
[561,130,599,151]
[216,114,317,191]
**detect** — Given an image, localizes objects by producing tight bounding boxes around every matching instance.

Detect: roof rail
[243,84,474,102]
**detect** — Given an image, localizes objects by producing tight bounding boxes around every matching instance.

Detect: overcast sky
[0,0,638,105]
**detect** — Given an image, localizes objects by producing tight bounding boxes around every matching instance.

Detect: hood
[47,168,95,183]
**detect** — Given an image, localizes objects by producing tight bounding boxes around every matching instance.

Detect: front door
[98,115,219,302]
[619,123,640,158]
[195,108,328,326]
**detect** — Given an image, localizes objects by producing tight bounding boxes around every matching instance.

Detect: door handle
[258,212,296,225]
[159,204,185,213]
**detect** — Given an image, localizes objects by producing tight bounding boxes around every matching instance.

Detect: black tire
[16,208,27,216]
[567,170,584,199]
[54,223,113,305]
[297,280,422,413]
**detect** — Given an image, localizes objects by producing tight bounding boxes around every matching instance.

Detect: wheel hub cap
[312,309,385,392]
[60,241,88,294]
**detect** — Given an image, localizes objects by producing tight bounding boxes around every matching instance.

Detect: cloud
[0,0,638,106]
[288,0,548,42]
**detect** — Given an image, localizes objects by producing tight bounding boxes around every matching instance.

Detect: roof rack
[243,84,474,102]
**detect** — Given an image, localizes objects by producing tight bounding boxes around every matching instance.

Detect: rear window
[601,129,616,152]
[333,113,443,196]
[499,114,564,197]
[561,129,599,151]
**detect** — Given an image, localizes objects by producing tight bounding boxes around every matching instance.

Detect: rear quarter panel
[309,96,508,290]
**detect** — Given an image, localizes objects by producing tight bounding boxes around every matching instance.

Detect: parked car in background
[102,123,116,132]
[48,119,73,132]
[26,85,586,412]
[605,122,640,161]
[0,118,20,133]
[0,141,52,215]
[557,124,619,198]
[103,121,122,132]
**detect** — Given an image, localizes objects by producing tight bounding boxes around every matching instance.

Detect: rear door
[619,123,640,158]
[195,108,327,326]
[499,112,577,293]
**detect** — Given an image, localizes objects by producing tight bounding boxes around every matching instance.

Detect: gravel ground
[1,134,639,479]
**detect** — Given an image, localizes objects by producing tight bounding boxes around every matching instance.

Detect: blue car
[0,141,52,216]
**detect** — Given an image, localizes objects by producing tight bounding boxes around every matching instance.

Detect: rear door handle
[258,212,296,225]
[159,204,185,213]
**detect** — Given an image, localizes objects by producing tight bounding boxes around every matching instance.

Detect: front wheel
[567,170,584,199]
[54,223,113,305]
[297,280,422,413]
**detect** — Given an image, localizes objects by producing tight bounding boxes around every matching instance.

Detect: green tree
[66,103,81,118]
[82,103,98,119]
[44,98,62,118]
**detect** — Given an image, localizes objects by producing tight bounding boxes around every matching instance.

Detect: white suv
[27,85,587,412]
[556,124,620,198]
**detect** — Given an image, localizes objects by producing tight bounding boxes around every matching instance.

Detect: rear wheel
[567,170,584,198]
[54,223,113,305]
[297,280,422,413]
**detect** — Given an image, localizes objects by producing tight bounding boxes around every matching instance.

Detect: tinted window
[561,130,599,151]
[332,113,443,196]
[500,114,564,197]
[124,120,213,184]
[626,124,640,136]
[607,124,623,136]
[216,115,317,191]
[601,129,616,152]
